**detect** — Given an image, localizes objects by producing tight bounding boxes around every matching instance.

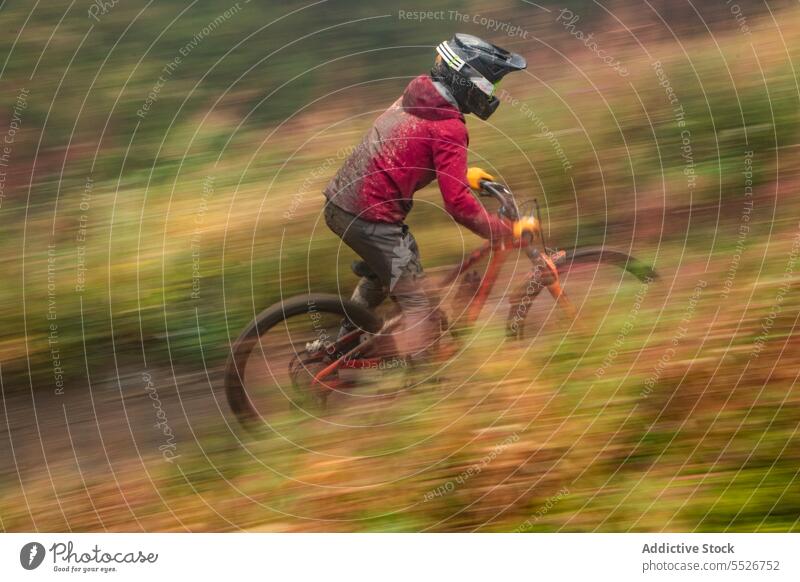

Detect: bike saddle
[351,260,379,280]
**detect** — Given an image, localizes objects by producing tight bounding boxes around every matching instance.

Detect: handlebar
[476,179,550,257]
[477,179,520,221]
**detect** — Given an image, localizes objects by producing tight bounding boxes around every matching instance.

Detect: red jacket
[324,75,510,240]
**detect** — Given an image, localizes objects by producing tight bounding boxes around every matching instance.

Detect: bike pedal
[305,339,328,355]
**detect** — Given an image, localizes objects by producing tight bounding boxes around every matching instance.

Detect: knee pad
[351,260,379,280]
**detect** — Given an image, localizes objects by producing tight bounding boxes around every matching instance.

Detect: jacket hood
[401,75,464,121]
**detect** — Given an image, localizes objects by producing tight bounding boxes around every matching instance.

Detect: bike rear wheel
[225,293,382,432]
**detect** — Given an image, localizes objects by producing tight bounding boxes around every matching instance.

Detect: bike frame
[312,236,559,386]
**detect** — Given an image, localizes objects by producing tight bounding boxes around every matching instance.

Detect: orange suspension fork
[541,253,577,320]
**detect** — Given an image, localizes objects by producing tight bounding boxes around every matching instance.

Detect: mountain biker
[323,33,527,364]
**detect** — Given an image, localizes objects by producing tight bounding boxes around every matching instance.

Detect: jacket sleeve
[431,120,511,241]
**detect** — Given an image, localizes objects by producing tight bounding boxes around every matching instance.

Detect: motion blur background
[1,0,799,531]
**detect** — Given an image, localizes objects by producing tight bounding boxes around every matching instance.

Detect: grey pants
[324,202,437,359]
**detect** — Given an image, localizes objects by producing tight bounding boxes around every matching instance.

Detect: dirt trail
[0,367,231,526]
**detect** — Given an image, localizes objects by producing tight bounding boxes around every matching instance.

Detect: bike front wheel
[506,247,658,340]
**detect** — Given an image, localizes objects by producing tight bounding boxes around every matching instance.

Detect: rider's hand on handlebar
[467,167,495,190]
[513,216,539,240]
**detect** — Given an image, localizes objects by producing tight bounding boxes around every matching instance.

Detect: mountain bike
[225,179,658,431]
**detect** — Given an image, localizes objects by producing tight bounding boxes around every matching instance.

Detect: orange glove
[467,167,495,190]
[513,216,540,239]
